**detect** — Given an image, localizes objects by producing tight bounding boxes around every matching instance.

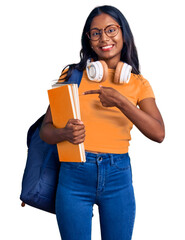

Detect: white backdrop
[1,0,185,239]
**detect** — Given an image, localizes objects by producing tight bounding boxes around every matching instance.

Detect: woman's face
[89,13,124,68]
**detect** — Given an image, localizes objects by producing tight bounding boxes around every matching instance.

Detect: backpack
[20,69,83,214]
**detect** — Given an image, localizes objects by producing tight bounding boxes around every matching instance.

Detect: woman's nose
[100,31,110,42]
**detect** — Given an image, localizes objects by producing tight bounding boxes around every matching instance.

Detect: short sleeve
[137,76,155,103]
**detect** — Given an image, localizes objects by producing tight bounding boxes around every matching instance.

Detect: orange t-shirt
[78,69,155,154]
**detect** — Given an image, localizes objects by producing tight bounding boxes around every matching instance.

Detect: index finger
[83,89,101,95]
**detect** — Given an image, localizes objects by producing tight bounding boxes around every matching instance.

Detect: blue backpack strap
[66,69,83,87]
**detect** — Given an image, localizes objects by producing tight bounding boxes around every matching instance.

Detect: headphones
[86,59,132,84]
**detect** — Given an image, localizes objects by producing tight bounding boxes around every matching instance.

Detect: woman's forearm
[116,97,165,143]
[39,106,86,145]
[40,123,66,145]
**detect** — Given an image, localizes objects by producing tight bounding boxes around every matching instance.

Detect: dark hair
[60,5,140,81]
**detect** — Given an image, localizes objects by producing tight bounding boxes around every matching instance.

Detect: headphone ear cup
[99,60,108,82]
[114,62,124,84]
[114,62,132,84]
[86,60,108,82]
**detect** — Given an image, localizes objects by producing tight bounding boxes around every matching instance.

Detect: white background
[1,0,184,239]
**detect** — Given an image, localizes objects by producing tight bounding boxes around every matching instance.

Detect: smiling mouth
[100,44,114,51]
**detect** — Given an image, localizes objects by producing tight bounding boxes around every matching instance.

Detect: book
[48,83,86,162]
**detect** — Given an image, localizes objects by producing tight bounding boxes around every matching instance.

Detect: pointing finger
[83,89,101,95]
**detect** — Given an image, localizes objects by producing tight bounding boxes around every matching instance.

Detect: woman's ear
[90,42,93,49]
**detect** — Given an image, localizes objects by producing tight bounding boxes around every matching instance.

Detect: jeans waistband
[85,151,129,164]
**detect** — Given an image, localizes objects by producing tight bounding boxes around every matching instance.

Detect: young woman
[40,5,165,240]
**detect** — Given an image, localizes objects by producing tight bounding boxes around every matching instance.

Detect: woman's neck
[98,57,121,69]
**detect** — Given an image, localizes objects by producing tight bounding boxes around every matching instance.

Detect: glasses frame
[86,24,122,41]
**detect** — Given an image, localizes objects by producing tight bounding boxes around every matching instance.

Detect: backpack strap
[66,69,83,87]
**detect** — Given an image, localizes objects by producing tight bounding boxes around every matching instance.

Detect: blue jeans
[56,152,136,240]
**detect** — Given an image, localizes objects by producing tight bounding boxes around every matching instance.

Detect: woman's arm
[83,86,165,143]
[40,106,86,145]
[117,97,165,143]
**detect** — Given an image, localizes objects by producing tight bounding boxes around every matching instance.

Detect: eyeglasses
[86,24,121,41]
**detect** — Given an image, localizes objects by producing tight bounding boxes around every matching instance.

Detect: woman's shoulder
[130,73,155,102]
[131,73,151,86]
[58,67,84,85]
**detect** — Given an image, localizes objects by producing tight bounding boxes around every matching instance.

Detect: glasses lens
[105,25,119,37]
[89,29,100,41]
[88,25,120,41]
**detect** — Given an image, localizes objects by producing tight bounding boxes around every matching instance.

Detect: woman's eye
[107,27,116,33]
[91,31,100,36]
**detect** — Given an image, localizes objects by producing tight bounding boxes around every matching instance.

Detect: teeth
[102,45,113,49]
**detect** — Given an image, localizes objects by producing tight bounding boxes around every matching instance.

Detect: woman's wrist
[115,94,128,110]
[55,127,68,143]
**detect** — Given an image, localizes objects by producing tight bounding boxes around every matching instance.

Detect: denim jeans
[56,151,136,240]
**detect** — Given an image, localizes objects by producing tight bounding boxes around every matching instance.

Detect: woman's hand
[83,85,125,108]
[63,119,86,145]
